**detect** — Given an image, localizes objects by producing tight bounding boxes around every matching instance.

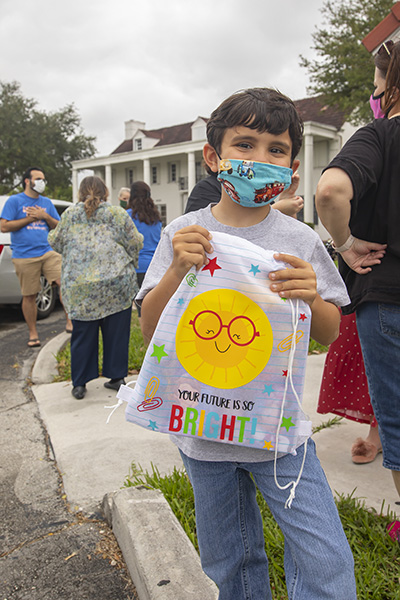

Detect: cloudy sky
[1,0,327,156]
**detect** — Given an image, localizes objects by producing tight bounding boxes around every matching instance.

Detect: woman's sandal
[351,438,382,464]
[27,339,41,348]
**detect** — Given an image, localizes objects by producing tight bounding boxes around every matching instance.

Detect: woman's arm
[315,168,353,247]
[316,168,386,274]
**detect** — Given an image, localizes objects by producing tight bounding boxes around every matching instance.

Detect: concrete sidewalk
[31,333,399,599]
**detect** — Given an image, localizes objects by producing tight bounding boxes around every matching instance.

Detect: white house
[72,97,357,238]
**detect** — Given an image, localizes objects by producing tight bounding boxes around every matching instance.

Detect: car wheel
[36,275,57,319]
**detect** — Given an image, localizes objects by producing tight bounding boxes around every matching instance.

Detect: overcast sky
[1,0,327,156]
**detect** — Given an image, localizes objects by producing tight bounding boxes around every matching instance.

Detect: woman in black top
[316,40,400,501]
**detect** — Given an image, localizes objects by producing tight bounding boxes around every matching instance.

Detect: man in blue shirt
[0,167,72,347]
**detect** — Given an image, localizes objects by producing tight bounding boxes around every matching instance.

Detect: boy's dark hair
[22,166,45,189]
[207,88,303,162]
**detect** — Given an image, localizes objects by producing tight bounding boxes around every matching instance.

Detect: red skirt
[317,312,377,426]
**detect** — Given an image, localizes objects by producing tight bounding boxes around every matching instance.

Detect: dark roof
[112,139,133,154]
[111,122,194,154]
[111,99,345,155]
[294,97,346,130]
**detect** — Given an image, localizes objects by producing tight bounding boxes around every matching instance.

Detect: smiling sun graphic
[175,289,273,389]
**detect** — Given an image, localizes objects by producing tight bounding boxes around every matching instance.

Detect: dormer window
[135,139,142,151]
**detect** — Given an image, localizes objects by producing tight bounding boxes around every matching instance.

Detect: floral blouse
[48,202,143,320]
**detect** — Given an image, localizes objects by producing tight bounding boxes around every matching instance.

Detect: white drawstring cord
[273,298,309,508]
[104,398,125,424]
[104,380,136,424]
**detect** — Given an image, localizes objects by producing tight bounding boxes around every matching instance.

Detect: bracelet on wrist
[333,234,355,253]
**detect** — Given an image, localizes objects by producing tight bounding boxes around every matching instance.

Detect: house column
[143,158,150,185]
[72,168,79,203]
[187,151,196,195]
[329,135,341,161]
[105,164,112,201]
[303,130,314,224]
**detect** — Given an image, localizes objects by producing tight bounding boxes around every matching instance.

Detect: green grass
[308,338,329,354]
[124,463,400,600]
[54,310,146,382]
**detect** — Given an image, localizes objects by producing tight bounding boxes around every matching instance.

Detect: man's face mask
[217,158,292,208]
[31,178,46,194]
[370,91,385,119]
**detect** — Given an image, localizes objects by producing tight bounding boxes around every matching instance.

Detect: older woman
[316,40,400,500]
[49,176,143,399]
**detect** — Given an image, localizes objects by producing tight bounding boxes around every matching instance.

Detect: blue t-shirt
[127,209,162,273]
[1,192,60,258]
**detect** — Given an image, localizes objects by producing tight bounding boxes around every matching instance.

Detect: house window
[151,166,158,184]
[169,162,178,182]
[158,204,167,228]
[127,168,135,186]
[195,161,203,183]
[135,139,142,151]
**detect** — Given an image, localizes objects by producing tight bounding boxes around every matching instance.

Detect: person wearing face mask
[316,40,400,506]
[118,187,131,209]
[0,166,72,346]
[316,63,389,465]
[136,88,356,600]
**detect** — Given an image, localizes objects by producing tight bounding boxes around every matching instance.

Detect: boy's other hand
[171,225,213,278]
[269,253,317,307]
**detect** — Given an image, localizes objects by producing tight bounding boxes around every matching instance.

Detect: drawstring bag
[122,232,311,460]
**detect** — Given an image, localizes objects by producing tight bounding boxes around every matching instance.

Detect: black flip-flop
[27,339,41,348]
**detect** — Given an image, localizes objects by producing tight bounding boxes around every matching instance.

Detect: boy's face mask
[370,91,385,119]
[217,158,292,208]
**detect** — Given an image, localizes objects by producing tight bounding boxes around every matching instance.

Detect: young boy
[137,88,357,600]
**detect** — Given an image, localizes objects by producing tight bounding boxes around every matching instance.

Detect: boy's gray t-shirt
[137,205,350,463]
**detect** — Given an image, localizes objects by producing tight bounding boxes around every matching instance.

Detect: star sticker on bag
[177,298,185,306]
[202,257,222,276]
[281,416,295,431]
[151,343,168,363]
[263,441,274,450]
[148,420,158,431]
[249,264,261,276]
[299,313,307,321]
[263,384,275,396]
[282,370,288,377]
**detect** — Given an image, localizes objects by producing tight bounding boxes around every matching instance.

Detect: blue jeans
[356,301,400,470]
[180,440,356,600]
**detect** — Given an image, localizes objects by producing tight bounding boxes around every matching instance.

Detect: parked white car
[0,195,72,319]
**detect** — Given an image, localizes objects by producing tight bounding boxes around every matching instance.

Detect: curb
[32,334,217,600]
[31,331,71,384]
[103,488,218,600]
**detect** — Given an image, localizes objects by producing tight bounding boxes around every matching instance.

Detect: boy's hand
[171,225,213,279]
[269,253,317,307]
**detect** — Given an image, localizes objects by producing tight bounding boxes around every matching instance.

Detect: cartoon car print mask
[217,158,292,207]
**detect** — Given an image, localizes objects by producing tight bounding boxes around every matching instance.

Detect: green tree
[300,0,394,125]
[0,81,96,199]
